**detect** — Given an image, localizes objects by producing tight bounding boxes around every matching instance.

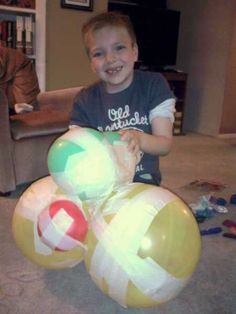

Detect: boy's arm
[148,116,173,155]
[119,116,173,157]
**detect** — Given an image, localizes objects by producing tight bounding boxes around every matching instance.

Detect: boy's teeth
[107,66,122,74]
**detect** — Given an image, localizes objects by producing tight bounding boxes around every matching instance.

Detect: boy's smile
[106,65,123,75]
[87,26,138,93]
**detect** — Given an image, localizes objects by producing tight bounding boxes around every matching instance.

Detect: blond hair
[82,11,137,54]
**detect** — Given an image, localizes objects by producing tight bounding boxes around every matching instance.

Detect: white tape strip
[15,177,58,220]
[89,186,186,306]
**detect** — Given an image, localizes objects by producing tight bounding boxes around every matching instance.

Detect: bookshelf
[0,0,46,91]
[161,71,188,135]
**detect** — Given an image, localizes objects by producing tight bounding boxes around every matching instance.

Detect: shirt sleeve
[149,98,176,123]
[146,72,176,123]
[69,88,91,127]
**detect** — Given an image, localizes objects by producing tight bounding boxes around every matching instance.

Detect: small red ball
[38,200,88,251]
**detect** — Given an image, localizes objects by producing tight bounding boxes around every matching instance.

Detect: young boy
[70,12,176,185]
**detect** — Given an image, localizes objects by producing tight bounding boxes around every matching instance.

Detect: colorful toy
[200,227,222,236]
[37,199,88,251]
[12,128,202,308]
[12,176,87,269]
[47,127,136,200]
[230,194,236,205]
[222,219,236,239]
[85,183,201,308]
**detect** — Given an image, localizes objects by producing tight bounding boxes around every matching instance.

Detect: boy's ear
[133,43,139,62]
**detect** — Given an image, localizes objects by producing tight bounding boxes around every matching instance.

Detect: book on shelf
[0,15,34,55]
[0,20,7,47]
[0,20,16,48]
[0,0,35,9]
[0,0,17,5]
[16,14,24,52]
[7,20,15,48]
[24,15,33,55]
[16,0,35,9]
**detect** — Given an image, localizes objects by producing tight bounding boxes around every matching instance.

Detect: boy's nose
[105,52,116,63]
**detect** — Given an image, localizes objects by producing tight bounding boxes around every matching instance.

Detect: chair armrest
[10,110,69,140]
[37,86,83,112]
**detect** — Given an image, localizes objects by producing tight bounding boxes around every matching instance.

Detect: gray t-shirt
[70,70,175,185]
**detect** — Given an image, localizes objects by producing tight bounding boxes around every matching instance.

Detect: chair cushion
[10,110,69,140]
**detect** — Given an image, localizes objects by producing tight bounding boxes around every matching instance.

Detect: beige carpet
[0,133,236,314]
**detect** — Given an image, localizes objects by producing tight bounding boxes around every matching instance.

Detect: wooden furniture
[161,71,188,135]
[0,1,46,90]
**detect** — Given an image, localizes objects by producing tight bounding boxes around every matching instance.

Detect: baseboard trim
[218,133,236,138]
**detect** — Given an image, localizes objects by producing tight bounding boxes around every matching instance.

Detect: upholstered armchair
[0,86,83,194]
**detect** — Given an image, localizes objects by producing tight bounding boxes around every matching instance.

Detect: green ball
[47,128,135,201]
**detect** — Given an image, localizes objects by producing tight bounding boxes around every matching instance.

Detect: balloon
[47,128,136,201]
[37,199,88,252]
[12,176,87,269]
[84,183,201,308]
[12,127,201,309]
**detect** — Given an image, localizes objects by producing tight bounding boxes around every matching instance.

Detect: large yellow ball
[84,183,201,308]
[12,176,87,269]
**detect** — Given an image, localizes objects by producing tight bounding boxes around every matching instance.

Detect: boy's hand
[118,129,142,157]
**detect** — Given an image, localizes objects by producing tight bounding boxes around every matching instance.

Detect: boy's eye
[116,45,126,51]
[91,51,104,58]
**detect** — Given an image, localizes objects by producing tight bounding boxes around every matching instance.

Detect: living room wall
[167,0,236,136]
[219,15,236,135]
[46,0,108,90]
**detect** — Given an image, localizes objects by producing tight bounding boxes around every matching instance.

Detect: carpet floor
[0,133,236,314]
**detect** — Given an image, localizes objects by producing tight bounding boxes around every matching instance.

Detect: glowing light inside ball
[85,183,201,308]
[13,127,201,308]
[47,128,122,200]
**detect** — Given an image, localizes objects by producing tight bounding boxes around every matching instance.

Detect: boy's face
[86,26,138,93]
